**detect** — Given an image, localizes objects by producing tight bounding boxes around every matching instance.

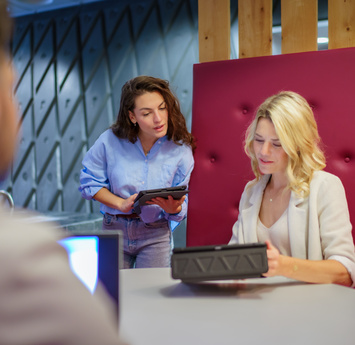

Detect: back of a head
[0,1,18,176]
[0,1,11,58]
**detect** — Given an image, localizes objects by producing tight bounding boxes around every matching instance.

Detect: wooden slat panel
[328,0,355,49]
[281,0,318,54]
[238,0,272,58]
[198,0,230,63]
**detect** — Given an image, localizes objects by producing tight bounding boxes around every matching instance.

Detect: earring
[133,122,137,127]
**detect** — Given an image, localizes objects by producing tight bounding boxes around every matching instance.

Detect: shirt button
[145,159,147,162]
[142,181,145,184]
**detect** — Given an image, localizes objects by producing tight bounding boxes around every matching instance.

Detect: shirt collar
[136,135,168,156]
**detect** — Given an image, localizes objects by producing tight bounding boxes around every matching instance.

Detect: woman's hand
[262,240,353,286]
[263,240,282,277]
[146,195,186,214]
[119,194,138,213]
[93,189,138,213]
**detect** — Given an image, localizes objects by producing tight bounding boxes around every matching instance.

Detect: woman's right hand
[93,188,138,213]
[119,194,138,213]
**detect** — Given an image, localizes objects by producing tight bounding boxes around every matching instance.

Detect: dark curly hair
[111,76,196,151]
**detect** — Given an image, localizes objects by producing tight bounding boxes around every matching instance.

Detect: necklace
[139,136,153,156]
[265,177,290,203]
[141,144,151,156]
[266,186,284,202]
[267,187,291,203]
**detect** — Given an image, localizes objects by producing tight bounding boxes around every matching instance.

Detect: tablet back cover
[171,243,268,282]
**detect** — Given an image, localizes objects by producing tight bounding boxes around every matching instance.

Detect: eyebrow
[254,133,280,141]
[138,101,165,111]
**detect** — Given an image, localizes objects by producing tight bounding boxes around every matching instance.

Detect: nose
[153,110,162,123]
[260,142,271,156]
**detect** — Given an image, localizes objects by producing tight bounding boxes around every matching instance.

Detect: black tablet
[133,185,189,214]
[171,242,268,282]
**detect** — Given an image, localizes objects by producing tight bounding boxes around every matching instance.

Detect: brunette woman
[80,76,195,268]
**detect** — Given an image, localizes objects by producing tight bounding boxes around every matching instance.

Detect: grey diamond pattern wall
[2,0,199,214]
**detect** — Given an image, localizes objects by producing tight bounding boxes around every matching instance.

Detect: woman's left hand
[146,195,186,214]
[263,240,282,277]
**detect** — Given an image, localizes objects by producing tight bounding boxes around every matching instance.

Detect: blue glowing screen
[58,236,98,294]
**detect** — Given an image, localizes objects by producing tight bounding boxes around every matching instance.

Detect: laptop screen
[58,230,122,320]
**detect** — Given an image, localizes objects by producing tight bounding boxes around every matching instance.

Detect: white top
[257,210,291,255]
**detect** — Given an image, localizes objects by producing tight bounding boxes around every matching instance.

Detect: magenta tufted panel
[187,47,355,247]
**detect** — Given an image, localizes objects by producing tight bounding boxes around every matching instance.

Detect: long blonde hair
[245,91,326,197]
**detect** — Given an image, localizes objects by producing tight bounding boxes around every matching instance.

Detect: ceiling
[7,0,105,17]
[8,0,329,21]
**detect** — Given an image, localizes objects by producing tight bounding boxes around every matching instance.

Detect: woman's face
[129,91,168,144]
[253,117,288,176]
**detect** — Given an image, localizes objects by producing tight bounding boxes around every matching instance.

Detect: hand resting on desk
[263,240,352,286]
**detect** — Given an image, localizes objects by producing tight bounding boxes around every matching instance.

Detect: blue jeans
[102,214,172,269]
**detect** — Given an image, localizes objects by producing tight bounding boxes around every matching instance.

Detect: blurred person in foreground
[0,2,127,344]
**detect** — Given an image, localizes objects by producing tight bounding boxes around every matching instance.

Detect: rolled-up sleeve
[78,139,110,200]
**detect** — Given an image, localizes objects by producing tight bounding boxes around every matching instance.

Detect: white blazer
[230,170,355,285]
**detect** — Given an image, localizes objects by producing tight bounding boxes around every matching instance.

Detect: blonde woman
[230,91,355,287]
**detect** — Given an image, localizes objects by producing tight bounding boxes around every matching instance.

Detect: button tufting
[344,157,351,163]
[210,157,215,163]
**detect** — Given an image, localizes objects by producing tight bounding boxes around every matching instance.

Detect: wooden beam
[238,0,273,58]
[198,0,230,63]
[281,0,318,54]
[328,0,355,49]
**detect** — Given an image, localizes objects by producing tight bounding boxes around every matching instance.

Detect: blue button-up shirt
[79,129,194,225]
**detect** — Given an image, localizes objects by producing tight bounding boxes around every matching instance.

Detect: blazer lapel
[288,192,307,258]
[241,176,269,243]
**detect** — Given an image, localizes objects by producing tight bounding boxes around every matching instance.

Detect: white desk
[119,268,355,345]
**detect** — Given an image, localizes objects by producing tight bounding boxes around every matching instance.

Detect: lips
[154,124,165,131]
[259,158,273,165]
